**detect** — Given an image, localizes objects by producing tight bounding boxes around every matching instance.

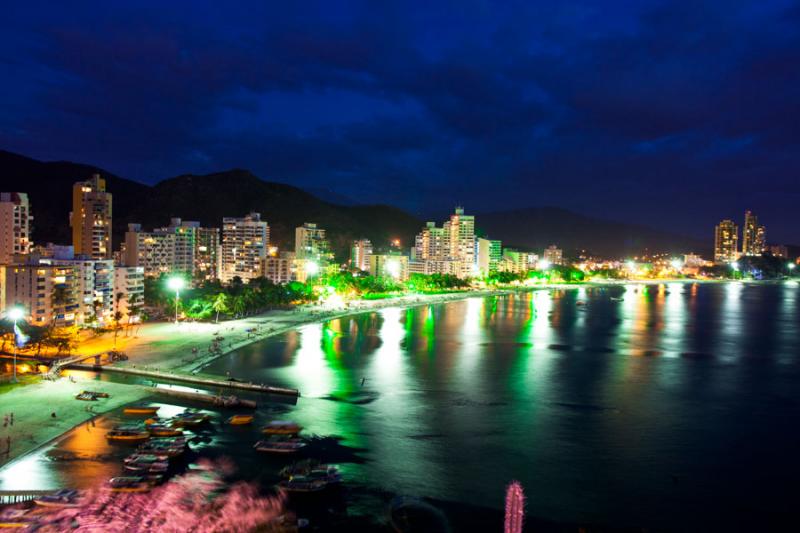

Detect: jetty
[150,387,259,408]
[65,362,300,397]
[0,490,59,504]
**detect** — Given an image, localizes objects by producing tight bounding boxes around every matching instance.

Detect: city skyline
[1,1,799,242]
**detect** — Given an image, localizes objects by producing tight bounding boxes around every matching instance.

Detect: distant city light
[539,260,551,270]
[7,307,24,321]
[731,262,740,271]
[789,263,797,270]
[626,260,636,270]
[670,259,683,270]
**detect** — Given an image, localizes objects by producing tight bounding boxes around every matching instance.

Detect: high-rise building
[165,218,198,276]
[0,263,81,327]
[742,210,766,256]
[123,224,175,277]
[476,238,502,275]
[114,266,145,322]
[543,245,563,266]
[195,227,221,281]
[221,212,269,283]
[350,239,373,271]
[0,192,32,263]
[70,174,112,259]
[498,249,527,273]
[445,207,475,277]
[262,251,296,284]
[295,223,330,261]
[410,207,476,278]
[714,219,739,263]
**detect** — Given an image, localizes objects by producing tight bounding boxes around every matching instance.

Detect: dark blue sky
[1,1,798,242]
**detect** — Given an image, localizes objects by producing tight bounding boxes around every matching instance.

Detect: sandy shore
[0,377,150,467]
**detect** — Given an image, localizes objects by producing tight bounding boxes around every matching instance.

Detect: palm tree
[232,295,246,318]
[126,293,141,335]
[212,293,229,323]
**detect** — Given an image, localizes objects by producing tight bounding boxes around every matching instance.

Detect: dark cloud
[0,0,798,241]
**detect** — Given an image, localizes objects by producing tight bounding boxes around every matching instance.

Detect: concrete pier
[65,363,300,397]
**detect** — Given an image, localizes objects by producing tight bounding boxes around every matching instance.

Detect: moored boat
[33,489,81,508]
[172,410,210,427]
[146,424,183,437]
[106,427,150,443]
[108,476,150,493]
[262,421,302,435]
[124,458,169,474]
[278,475,327,493]
[124,405,160,415]
[254,436,307,454]
[138,437,188,458]
[228,414,254,426]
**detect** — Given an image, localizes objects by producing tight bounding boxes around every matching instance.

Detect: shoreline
[0,279,753,472]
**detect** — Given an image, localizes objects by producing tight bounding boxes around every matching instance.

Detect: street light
[539,259,551,270]
[7,307,24,383]
[305,261,319,278]
[789,263,797,271]
[167,277,185,324]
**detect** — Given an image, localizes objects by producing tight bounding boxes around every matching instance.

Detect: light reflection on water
[2,283,799,530]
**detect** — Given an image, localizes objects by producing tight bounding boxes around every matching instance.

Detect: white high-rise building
[350,239,373,271]
[0,192,32,263]
[410,207,476,278]
[221,212,269,283]
[123,224,175,277]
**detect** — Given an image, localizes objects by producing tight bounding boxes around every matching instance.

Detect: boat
[106,427,150,443]
[124,457,169,474]
[262,421,302,435]
[228,414,254,426]
[108,476,150,493]
[33,489,81,508]
[172,410,210,427]
[146,424,183,437]
[280,461,341,484]
[254,436,307,454]
[124,406,160,415]
[137,441,186,458]
[83,390,109,398]
[278,475,327,493]
[75,392,98,401]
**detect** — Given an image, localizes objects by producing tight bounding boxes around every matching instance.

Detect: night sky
[1,1,798,242]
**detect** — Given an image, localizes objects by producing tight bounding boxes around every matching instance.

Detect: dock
[65,363,300,397]
[149,386,259,408]
[0,490,59,504]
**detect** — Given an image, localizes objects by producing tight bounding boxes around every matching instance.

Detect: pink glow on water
[32,459,289,532]
[504,480,525,533]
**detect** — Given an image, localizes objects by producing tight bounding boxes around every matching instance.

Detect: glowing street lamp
[167,276,185,324]
[788,263,797,271]
[730,261,740,271]
[670,259,683,271]
[538,259,551,271]
[305,260,320,278]
[7,307,24,383]
[385,259,401,279]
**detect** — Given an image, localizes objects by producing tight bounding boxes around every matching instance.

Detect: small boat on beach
[84,390,109,398]
[278,475,327,493]
[280,461,341,484]
[124,457,169,474]
[34,489,81,508]
[254,436,307,454]
[124,406,160,415]
[108,476,150,493]
[106,427,150,443]
[75,392,97,401]
[262,421,302,435]
[228,414,254,426]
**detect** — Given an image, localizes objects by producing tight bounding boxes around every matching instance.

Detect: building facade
[0,263,81,327]
[476,238,502,275]
[123,224,175,277]
[742,210,766,256]
[0,192,32,264]
[543,245,563,266]
[368,254,409,280]
[195,227,221,281]
[350,239,373,271]
[70,174,112,259]
[221,212,269,283]
[262,251,296,284]
[114,266,145,322]
[411,207,476,278]
[714,219,739,263]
